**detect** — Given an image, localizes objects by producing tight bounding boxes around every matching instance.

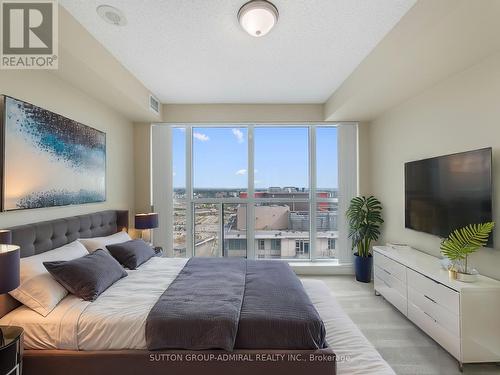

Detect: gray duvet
[146,258,327,351]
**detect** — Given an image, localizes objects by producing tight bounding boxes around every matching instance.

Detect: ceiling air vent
[149,95,160,114]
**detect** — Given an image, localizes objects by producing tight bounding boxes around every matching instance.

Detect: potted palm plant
[346,196,383,283]
[440,222,494,282]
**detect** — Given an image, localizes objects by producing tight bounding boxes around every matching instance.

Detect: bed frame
[0,210,336,375]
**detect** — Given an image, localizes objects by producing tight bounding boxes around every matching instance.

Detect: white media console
[373,245,500,369]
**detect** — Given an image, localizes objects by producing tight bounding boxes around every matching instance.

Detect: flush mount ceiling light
[238,0,279,37]
[97,5,127,26]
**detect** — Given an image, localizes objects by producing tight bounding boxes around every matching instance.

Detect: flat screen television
[405,148,493,245]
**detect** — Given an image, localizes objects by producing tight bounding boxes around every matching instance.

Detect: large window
[160,124,356,262]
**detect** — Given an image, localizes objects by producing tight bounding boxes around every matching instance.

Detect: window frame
[271,239,281,251]
[328,238,336,250]
[156,122,357,263]
[295,240,309,255]
[258,239,265,250]
[226,239,246,251]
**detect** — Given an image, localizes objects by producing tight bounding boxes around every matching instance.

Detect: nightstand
[0,326,23,375]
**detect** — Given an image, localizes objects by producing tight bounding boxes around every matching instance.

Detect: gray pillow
[44,249,127,301]
[106,239,155,269]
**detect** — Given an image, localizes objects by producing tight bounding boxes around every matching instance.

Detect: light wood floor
[303,276,500,375]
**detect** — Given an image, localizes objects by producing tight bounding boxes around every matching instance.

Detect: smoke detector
[97,5,127,26]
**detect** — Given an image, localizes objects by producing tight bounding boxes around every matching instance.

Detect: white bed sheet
[0,295,88,350]
[0,258,394,374]
[304,279,395,375]
[0,257,188,350]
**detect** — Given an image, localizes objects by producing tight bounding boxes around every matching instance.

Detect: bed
[0,210,395,375]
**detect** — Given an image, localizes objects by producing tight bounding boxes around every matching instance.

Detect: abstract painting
[1,96,106,211]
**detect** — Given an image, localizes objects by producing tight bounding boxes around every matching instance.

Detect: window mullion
[164,126,173,254]
[310,125,317,261]
[218,203,223,257]
[186,126,193,258]
[247,125,255,260]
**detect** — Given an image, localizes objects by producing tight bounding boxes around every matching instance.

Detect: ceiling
[60,0,416,104]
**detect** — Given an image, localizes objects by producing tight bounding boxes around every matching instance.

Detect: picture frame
[0,95,106,211]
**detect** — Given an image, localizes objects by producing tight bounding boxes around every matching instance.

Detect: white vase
[456,272,478,283]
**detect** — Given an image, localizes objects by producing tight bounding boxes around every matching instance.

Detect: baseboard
[290,262,354,276]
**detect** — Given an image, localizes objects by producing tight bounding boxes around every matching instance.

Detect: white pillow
[78,231,132,253]
[9,241,89,316]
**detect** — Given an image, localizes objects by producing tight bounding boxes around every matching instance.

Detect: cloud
[234,169,259,176]
[173,171,176,177]
[254,169,258,174]
[232,129,244,143]
[193,132,209,141]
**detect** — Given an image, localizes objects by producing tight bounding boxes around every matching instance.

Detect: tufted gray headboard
[8,210,129,258]
[0,210,129,317]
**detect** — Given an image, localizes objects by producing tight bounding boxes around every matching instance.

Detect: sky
[173,127,338,189]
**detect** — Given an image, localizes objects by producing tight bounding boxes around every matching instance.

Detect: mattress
[0,257,395,374]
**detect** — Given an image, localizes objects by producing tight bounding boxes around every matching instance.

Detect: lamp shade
[0,230,12,245]
[135,213,159,230]
[0,245,20,294]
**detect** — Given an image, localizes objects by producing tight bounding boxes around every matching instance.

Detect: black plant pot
[354,253,373,283]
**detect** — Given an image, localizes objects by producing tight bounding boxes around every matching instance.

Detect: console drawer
[374,264,406,297]
[374,272,407,316]
[408,300,460,360]
[374,251,407,283]
[407,268,459,315]
[408,286,460,336]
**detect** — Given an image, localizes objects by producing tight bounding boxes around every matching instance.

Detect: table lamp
[135,213,159,245]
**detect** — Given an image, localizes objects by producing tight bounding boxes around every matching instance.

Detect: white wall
[325,0,500,122]
[163,104,325,123]
[365,51,500,280]
[0,70,135,228]
[57,6,160,123]
[134,123,152,214]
